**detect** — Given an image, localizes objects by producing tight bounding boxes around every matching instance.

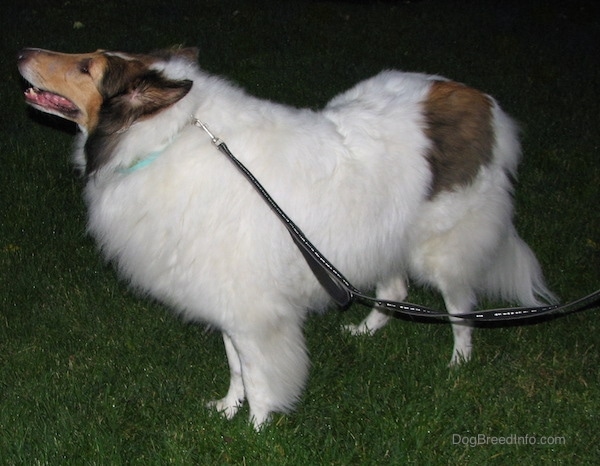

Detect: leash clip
[191,117,223,146]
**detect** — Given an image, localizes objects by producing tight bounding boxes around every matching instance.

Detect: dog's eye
[79,58,92,75]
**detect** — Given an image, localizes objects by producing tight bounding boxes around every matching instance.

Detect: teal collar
[118,118,204,174]
[118,150,164,174]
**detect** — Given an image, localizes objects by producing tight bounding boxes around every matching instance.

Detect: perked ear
[148,46,200,64]
[99,71,192,134]
[172,46,199,62]
[125,72,193,115]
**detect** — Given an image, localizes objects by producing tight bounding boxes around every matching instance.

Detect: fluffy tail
[483,227,557,306]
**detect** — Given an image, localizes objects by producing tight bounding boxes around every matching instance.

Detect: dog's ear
[149,46,199,64]
[99,71,192,134]
[172,46,199,62]
[124,72,193,116]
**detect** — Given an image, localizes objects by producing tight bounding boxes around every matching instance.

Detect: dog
[18,47,556,429]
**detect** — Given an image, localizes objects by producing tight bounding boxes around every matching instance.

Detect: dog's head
[17,47,195,133]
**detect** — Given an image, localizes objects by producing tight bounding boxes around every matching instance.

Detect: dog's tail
[482,227,557,306]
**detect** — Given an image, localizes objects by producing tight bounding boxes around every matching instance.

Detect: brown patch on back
[424,80,495,198]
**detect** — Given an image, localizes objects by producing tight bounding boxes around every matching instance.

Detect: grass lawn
[1,0,599,464]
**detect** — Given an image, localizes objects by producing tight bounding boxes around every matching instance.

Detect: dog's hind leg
[206,333,245,419]
[343,275,407,335]
[440,287,476,366]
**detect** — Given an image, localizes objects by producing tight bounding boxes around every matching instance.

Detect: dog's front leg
[206,333,245,419]
[230,315,309,430]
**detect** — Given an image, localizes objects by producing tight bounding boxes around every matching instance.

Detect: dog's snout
[17,48,49,65]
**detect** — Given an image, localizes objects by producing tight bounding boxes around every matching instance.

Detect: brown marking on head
[17,47,195,133]
[18,47,195,173]
[423,80,495,198]
[18,48,110,130]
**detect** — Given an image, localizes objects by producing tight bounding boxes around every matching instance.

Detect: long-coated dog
[18,47,555,429]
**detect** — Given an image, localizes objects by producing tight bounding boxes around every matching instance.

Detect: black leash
[192,118,600,323]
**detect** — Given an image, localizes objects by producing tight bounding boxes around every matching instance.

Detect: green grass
[1,0,599,464]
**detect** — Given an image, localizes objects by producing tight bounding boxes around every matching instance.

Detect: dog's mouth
[23,86,80,116]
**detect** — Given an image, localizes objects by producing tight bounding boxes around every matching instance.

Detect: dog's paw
[249,411,272,431]
[448,349,472,368]
[342,323,374,336]
[206,397,243,420]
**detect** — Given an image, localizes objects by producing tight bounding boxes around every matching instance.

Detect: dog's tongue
[24,87,78,113]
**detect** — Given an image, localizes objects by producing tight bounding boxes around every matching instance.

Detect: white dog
[18,47,555,428]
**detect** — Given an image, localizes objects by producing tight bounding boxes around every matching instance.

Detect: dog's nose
[17,49,32,63]
[17,48,42,64]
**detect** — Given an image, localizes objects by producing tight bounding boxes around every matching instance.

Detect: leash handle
[192,118,600,322]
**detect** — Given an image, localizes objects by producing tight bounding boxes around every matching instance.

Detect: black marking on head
[84,56,192,175]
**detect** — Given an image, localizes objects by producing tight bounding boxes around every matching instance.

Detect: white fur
[77,56,555,428]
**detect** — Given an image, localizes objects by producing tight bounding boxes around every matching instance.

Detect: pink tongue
[24,88,78,112]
